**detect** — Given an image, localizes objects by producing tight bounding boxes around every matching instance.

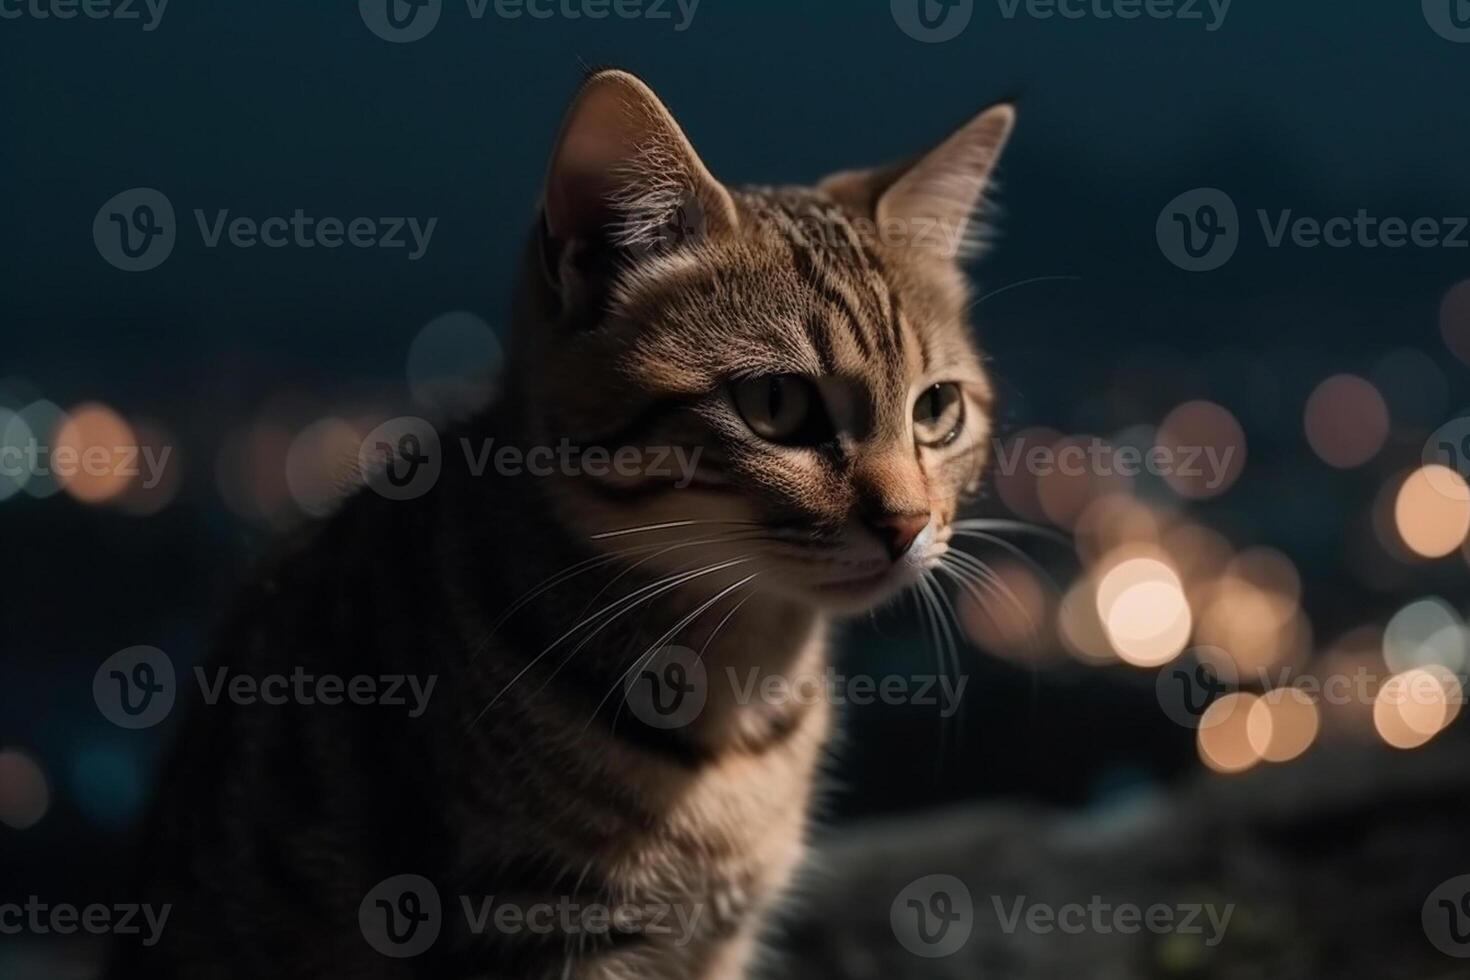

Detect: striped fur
[111,70,1015,979]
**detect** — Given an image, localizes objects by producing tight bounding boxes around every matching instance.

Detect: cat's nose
[870,512,930,561]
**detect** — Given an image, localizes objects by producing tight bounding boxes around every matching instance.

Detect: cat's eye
[913,383,965,447]
[731,374,831,446]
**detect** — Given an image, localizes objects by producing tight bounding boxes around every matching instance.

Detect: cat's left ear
[819,102,1015,258]
[540,70,738,307]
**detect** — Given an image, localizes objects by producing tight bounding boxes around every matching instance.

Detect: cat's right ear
[539,70,738,311]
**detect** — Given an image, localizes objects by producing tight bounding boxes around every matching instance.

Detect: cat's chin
[781,563,922,615]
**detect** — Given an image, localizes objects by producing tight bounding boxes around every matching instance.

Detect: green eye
[732,374,829,445]
[913,383,964,447]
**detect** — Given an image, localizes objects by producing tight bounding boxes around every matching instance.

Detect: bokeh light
[1393,465,1470,558]
[0,748,50,830]
[1036,435,1131,528]
[1440,279,1470,367]
[1057,577,1116,664]
[284,417,361,517]
[70,743,146,830]
[956,559,1051,655]
[0,407,32,501]
[1198,692,1263,774]
[407,310,502,417]
[1383,597,1466,674]
[1096,556,1192,667]
[216,420,295,526]
[1155,400,1246,499]
[1246,688,1319,763]
[992,427,1058,524]
[16,399,66,498]
[54,402,137,504]
[1374,668,1457,749]
[116,419,181,516]
[1302,374,1389,468]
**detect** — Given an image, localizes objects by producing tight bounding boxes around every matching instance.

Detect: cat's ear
[540,69,738,304]
[819,102,1015,259]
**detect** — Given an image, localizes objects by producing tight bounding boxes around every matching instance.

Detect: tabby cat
[110,69,1015,979]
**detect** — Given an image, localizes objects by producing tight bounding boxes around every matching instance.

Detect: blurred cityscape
[2,0,1469,975]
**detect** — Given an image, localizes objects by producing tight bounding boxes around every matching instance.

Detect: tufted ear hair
[819,101,1015,260]
[540,69,738,309]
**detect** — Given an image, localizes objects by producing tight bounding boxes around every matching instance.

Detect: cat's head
[511,70,1013,614]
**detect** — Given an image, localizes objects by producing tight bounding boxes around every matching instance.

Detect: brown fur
[111,69,1015,980]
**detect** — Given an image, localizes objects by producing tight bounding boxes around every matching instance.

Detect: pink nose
[871,513,929,560]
